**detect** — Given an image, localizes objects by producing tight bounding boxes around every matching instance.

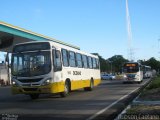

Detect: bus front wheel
[60,81,70,97]
[84,79,94,91]
[138,80,142,84]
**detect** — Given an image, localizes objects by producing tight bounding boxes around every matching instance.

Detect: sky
[0,0,160,61]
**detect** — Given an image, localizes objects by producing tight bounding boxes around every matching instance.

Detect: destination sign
[126,64,136,67]
[13,42,50,52]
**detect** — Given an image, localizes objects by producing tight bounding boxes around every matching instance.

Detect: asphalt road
[0,79,150,120]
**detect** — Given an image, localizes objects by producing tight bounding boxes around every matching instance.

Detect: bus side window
[88,56,93,69]
[92,58,97,69]
[140,66,143,71]
[82,55,88,68]
[76,53,82,68]
[69,51,76,67]
[53,49,62,71]
[62,49,69,67]
[96,59,100,69]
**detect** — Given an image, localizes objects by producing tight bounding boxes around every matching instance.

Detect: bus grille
[22,84,40,87]
[127,74,136,79]
[18,78,43,83]
[23,88,38,91]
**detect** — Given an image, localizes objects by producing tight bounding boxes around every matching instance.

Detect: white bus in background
[11,41,101,99]
[123,62,143,83]
[143,65,152,79]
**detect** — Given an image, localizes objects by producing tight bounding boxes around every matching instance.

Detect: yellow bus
[11,41,101,99]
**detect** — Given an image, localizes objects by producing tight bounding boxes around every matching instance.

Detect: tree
[144,57,160,71]
[107,55,128,73]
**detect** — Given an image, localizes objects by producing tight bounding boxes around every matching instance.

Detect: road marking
[86,79,150,120]
[86,88,140,120]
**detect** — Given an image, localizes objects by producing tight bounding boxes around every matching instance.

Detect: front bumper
[123,78,141,82]
[11,82,65,94]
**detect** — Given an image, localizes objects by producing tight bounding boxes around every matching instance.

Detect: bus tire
[84,79,94,91]
[137,80,141,84]
[60,80,70,97]
[123,81,126,84]
[30,94,39,99]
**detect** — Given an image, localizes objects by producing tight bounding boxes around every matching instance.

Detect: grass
[145,76,160,90]
[127,105,160,114]
[138,76,160,101]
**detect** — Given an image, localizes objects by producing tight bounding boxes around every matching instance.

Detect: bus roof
[0,21,80,52]
[13,41,99,59]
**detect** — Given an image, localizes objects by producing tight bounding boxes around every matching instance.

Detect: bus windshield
[11,51,51,77]
[123,63,139,73]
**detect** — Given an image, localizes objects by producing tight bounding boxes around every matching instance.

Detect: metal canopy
[0,21,80,52]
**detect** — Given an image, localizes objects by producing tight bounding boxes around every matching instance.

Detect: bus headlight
[123,75,127,78]
[12,81,16,85]
[12,80,19,86]
[42,79,52,86]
